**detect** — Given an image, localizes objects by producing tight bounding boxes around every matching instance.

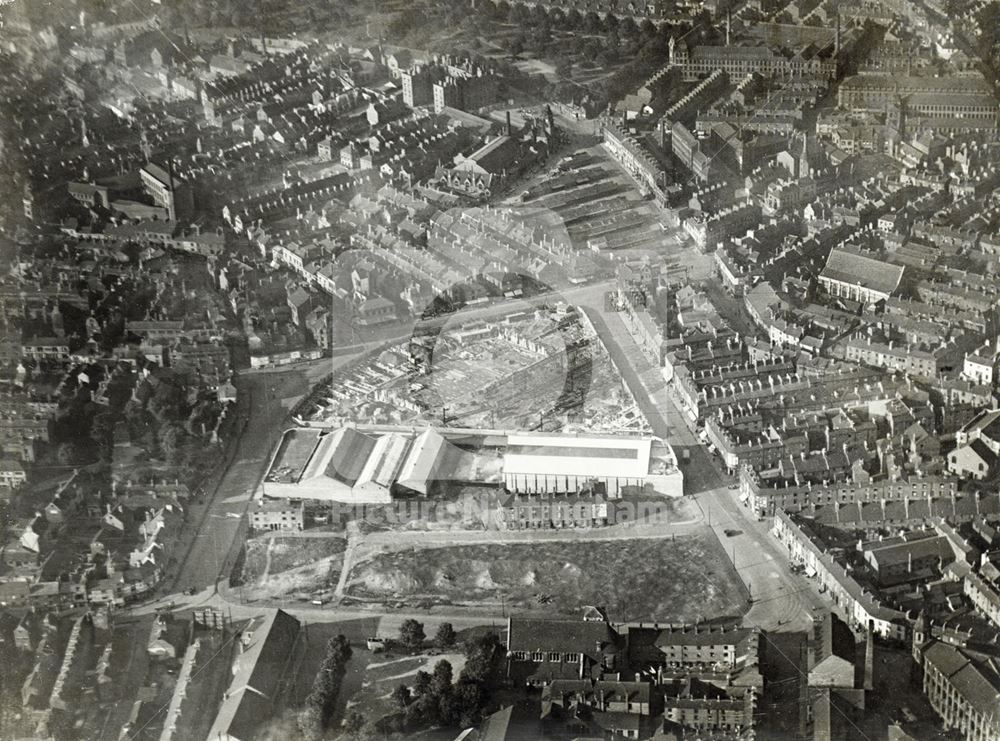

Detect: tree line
[297,634,353,741]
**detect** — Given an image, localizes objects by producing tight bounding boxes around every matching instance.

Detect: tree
[399,619,426,649]
[565,7,582,28]
[529,3,549,24]
[56,441,81,467]
[412,670,432,697]
[529,22,552,53]
[431,659,453,694]
[435,622,457,648]
[299,632,353,735]
[452,678,487,727]
[90,411,116,445]
[328,634,353,664]
[583,10,602,33]
[437,686,461,727]
[158,423,186,465]
[619,16,638,38]
[461,632,503,683]
[343,710,366,736]
[391,683,411,709]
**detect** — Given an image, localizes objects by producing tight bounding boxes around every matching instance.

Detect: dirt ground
[345,531,748,623]
[240,534,347,601]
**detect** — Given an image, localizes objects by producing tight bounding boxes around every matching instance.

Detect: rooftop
[820,248,904,296]
[508,617,619,659]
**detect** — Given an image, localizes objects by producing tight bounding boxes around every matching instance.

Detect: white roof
[502,434,652,479]
[355,433,411,489]
[396,428,446,494]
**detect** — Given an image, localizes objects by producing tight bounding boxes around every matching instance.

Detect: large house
[949,408,1000,480]
[436,136,525,198]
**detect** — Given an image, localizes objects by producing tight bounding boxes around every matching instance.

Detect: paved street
[145,275,823,637]
[168,353,364,594]
[576,290,826,634]
[151,282,618,605]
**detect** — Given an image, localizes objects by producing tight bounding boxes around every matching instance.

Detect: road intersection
[140,277,827,639]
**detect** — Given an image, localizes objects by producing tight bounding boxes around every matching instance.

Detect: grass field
[346,532,748,622]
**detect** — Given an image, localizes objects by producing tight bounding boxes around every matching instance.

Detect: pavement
[576,288,827,634]
[138,273,824,637]
[163,351,370,595]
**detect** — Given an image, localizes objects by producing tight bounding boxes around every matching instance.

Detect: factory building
[260,425,683,503]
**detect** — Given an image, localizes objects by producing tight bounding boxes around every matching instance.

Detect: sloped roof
[208,609,300,741]
[355,432,411,490]
[655,624,754,649]
[141,162,183,189]
[396,428,446,494]
[478,705,514,741]
[321,427,378,485]
[923,641,1000,717]
[820,249,904,296]
[508,617,619,660]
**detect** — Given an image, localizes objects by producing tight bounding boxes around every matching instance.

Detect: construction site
[306,303,650,435]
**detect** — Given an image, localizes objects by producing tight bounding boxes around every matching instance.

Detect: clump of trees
[297,634,353,741]
[399,618,426,650]
[435,622,457,648]
[366,630,505,736]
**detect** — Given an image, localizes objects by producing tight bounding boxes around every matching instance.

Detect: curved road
[145,278,823,637]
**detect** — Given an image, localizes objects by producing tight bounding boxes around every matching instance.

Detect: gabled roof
[307,427,378,485]
[478,705,514,741]
[287,286,312,308]
[820,249,904,296]
[508,617,619,660]
[962,439,997,467]
[544,679,652,705]
[923,641,1000,717]
[207,609,300,741]
[396,428,446,494]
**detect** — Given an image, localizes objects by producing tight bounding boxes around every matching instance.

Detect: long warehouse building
[260,424,683,502]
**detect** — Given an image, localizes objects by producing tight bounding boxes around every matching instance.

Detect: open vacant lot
[240,534,347,601]
[346,532,748,622]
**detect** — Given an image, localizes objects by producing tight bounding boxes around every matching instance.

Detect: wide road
[577,291,826,634]
[152,275,821,634]
[165,279,617,595]
[167,354,359,594]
